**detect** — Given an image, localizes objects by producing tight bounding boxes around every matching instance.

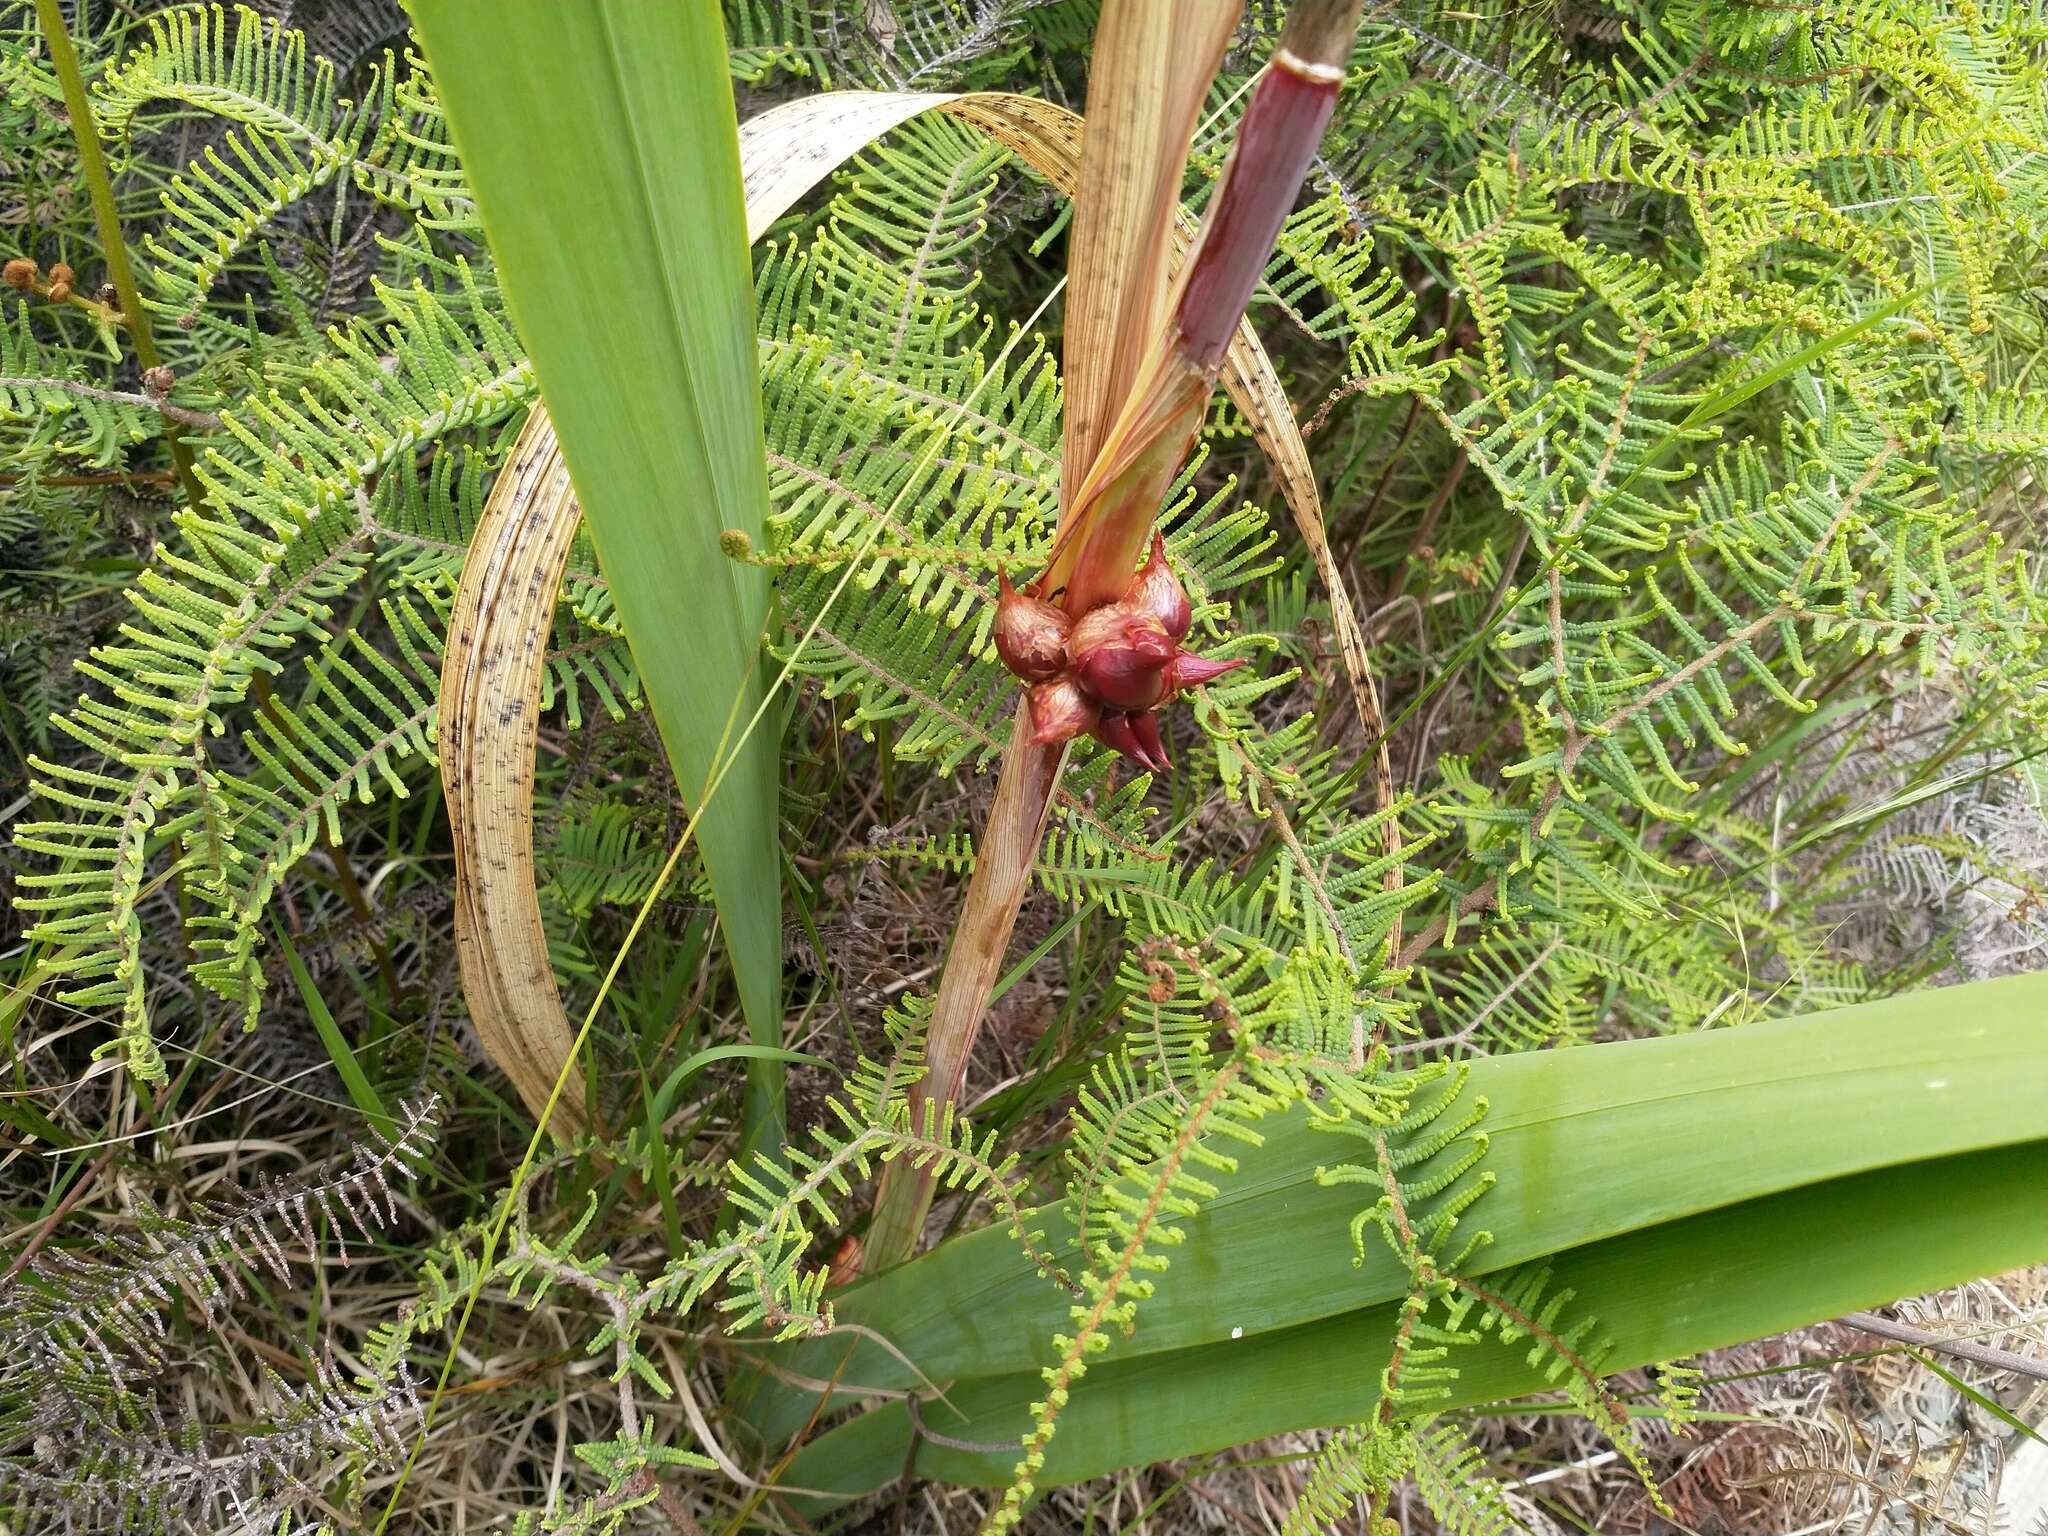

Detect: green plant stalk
[410,0,785,1157]
[865,0,1367,1269]
[31,0,208,516]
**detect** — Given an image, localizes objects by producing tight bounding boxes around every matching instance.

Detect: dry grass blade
[1059,3,1241,483]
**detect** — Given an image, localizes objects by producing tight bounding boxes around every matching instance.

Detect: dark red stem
[1175,1,1361,368]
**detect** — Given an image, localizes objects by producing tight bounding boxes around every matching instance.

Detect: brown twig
[4,374,225,431]
[1395,882,1505,968]
[3,1140,121,1279]
[1840,1310,2048,1384]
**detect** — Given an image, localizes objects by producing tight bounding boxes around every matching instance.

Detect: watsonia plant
[3,1,2048,1531]
[867,0,1383,1268]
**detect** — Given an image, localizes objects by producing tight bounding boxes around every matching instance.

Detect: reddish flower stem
[863,0,1366,1274]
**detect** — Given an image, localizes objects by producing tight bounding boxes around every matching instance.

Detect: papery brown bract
[994,570,1071,683]
[1028,677,1100,744]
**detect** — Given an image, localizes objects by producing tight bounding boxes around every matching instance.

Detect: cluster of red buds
[993,533,1243,770]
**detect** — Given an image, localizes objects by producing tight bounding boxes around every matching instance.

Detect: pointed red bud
[1128,709,1171,772]
[1069,605,1175,711]
[1092,710,1147,766]
[1027,677,1099,745]
[1166,651,1245,695]
[994,569,1070,683]
[1125,532,1191,641]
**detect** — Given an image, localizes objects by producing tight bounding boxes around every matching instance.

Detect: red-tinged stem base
[864,712,1065,1271]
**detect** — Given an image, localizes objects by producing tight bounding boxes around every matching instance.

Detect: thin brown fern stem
[1452,1273,1630,1416]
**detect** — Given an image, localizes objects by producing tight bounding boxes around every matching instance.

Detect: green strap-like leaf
[409,2,785,1150]
[749,969,2048,1489]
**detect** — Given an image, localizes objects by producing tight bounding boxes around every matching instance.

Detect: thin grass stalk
[31,0,207,516]
[867,0,1368,1270]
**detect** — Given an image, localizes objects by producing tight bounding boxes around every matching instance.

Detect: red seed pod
[1027,676,1099,745]
[1069,604,1175,711]
[1125,531,1191,640]
[993,569,1070,683]
[1166,651,1246,695]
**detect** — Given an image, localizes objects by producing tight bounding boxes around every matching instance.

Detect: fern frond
[14,268,529,1076]
[1407,1419,1518,1536]
[1277,1423,1413,1536]
[0,1097,437,1402]
[0,302,165,467]
[1441,1262,1670,1513]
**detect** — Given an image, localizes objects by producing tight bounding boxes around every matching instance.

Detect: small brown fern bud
[719,527,755,559]
[141,365,175,399]
[3,257,36,291]
[45,262,73,302]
